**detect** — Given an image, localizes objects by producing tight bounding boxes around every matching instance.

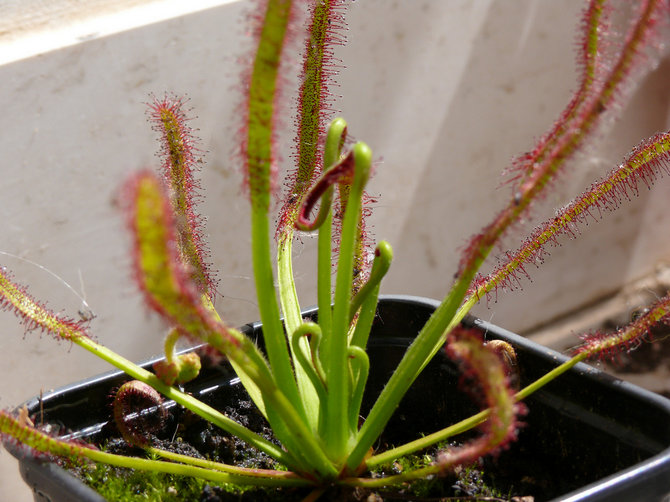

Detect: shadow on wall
[367,0,670,332]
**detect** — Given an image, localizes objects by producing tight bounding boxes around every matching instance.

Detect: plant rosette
[7,297,670,502]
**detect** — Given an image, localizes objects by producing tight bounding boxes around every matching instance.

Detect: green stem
[291,323,328,403]
[80,330,341,480]
[277,237,303,334]
[347,345,369,430]
[365,351,590,469]
[278,235,321,427]
[316,118,348,343]
[163,328,180,363]
[365,411,488,471]
[348,242,393,425]
[251,211,338,479]
[349,241,392,328]
[515,352,589,400]
[147,446,301,479]
[346,273,473,472]
[72,335,291,464]
[251,188,304,420]
[317,208,334,340]
[79,451,305,487]
[244,0,305,420]
[323,142,371,460]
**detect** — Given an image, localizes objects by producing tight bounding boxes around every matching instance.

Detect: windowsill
[0,0,239,65]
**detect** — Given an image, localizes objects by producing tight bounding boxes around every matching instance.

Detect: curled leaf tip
[114,380,167,447]
[348,240,392,322]
[296,150,355,231]
[276,0,349,239]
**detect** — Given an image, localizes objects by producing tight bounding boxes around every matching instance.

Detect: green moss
[80,462,211,501]
[78,450,514,502]
[75,443,262,501]
[79,461,318,501]
[371,444,512,501]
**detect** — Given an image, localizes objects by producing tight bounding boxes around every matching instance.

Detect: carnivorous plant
[2,0,670,500]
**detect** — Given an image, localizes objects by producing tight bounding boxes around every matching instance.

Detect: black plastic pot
[7,295,670,501]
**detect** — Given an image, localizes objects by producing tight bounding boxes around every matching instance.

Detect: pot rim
[6,295,670,502]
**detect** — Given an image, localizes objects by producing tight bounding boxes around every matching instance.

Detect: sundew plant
[2,0,670,500]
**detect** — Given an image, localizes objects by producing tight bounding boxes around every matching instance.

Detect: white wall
[1,1,669,500]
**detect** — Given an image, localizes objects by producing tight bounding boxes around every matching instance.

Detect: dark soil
[78,353,522,502]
